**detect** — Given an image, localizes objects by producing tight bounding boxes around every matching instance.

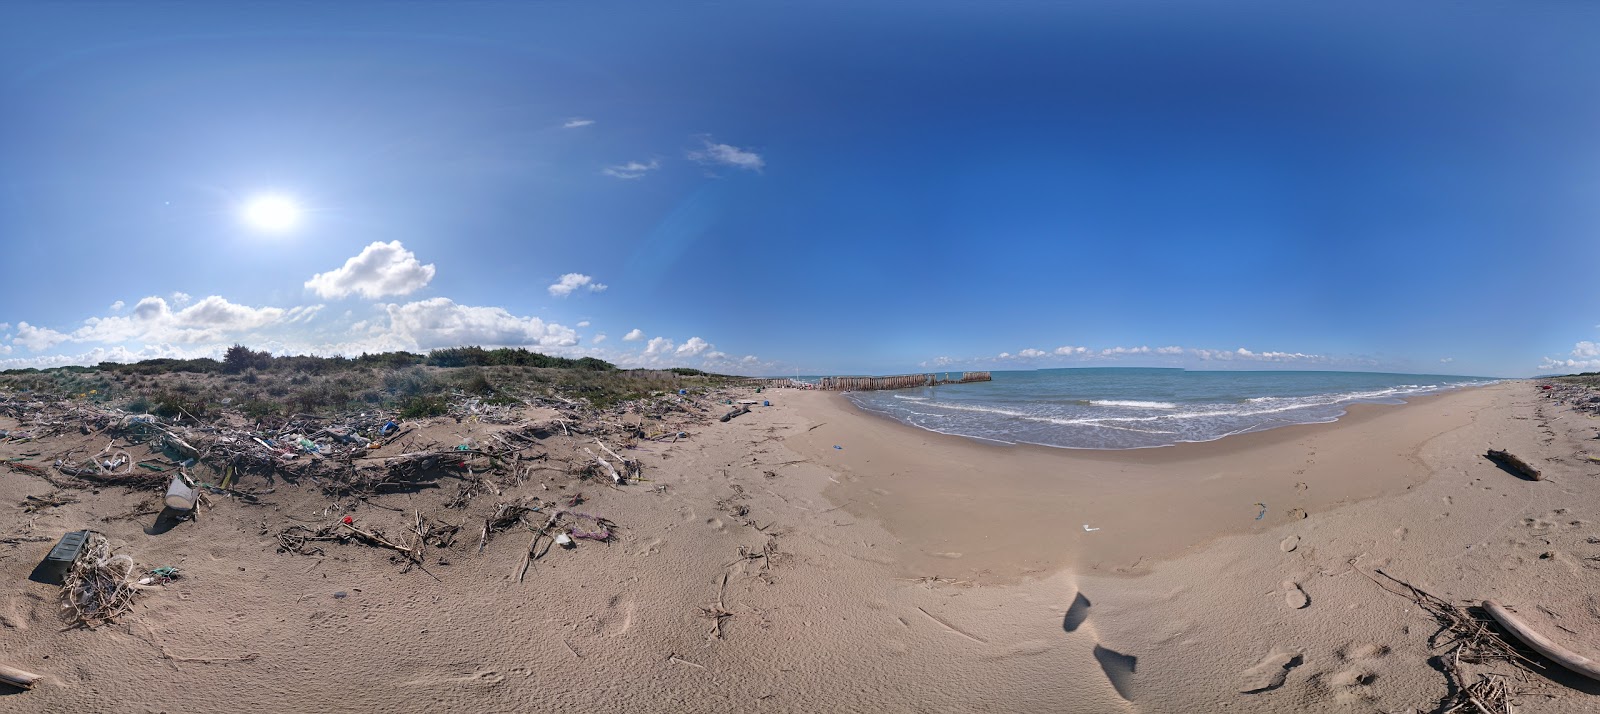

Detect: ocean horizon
[835,368,1498,450]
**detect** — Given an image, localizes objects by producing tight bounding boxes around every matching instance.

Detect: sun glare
[242,194,302,233]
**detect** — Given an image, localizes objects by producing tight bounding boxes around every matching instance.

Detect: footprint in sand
[1282,581,1310,609]
[1093,644,1137,701]
[1063,592,1092,632]
[1240,648,1304,693]
[1279,535,1300,553]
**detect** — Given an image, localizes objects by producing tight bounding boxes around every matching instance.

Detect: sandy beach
[4,379,1600,712]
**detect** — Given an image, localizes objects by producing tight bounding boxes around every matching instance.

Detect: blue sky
[2,1,1598,377]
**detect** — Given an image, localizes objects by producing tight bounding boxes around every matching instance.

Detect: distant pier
[817,371,992,391]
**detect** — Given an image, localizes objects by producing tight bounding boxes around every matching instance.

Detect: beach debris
[583,447,623,484]
[554,533,574,548]
[137,566,182,586]
[1484,599,1600,682]
[720,405,750,422]
[60,532,140,627]
[0,663,43,691]
[164,471,198,511]
[1485,449,1542,480]
[833,445,843,450]
[34,530,92,586]
[1356,567,1536,712]
[1253,502,1267,520]
[1082,524,1100,532]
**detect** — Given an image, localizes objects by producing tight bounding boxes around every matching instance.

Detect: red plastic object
[342,516,353,525]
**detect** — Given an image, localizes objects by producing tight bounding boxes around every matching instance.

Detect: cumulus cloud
[563,117,595,128]
[548,273,608,297]
[1440,357,1455,364]
[384,297,577,350]
[109,301,125,312]
[676,337,712,357]
[71,296,289,345]
[688,139,764,172]
[14,321,69,351]
[1191,347,1325,362]
[1539,341,1600,372]
[1054,346,1088,356]
[1017,348,1047,358]
[305,241,436,299]
[170,291,192,306]
[1155,346,1184,355]
[623,328,644,341]
[645,336,674,355]
[576,320,591,328]
[1101,346,1152,356]
[602,159,659,179]
[592,333,607,344]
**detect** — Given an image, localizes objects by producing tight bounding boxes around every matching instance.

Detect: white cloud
[645,336,674,355]
[548,273,608,297]
[305,241,436,299]
[1101,346,1152,356]
[109,300,125,312]
[14,321,71,351]
[576,320,591,328]
[72,296,292,345]
[602,159,660,180]
[676,337,711,357]
[0,344,9,355]
[997,352,1012,359]
[623,328,644,341]
[0,322,9,332]
[563,117,595,129]
[688,139,764,172]
[1054,346,1088,356]
[592,333,607,344]
[1539,341,1600,372]
[1155,346,1184,355]
[1440,357,1455,364]
[705,350,727,360]
[170,291,192,306]
[1017,348,1047,358]
[385,297,577,350]
[1191,347,1325,363]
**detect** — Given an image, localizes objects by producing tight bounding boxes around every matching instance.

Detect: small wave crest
[1088,399,1177,409]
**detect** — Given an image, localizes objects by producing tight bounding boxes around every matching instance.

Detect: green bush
[399,395,449,418]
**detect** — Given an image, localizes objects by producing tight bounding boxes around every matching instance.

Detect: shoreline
[839,379,1502,454]
[784,384,1503,581]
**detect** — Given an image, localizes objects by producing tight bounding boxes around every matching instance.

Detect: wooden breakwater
[817,371,992,391]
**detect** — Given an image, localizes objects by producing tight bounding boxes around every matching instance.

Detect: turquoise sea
[841,368,1497,450]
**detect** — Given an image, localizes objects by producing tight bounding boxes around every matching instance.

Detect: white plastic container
[164,472,197,511]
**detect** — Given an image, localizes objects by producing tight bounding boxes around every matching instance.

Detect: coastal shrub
[398,395,449,418]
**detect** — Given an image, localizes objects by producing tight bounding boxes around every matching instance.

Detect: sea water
[843,368,1496,450]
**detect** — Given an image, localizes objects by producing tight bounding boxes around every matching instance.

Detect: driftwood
[0,663,42,690]
[720,406,750,423]
[1484,599,1600,681]
[1486,449,1542,480]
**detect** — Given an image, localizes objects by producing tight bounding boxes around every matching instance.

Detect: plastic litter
[1253,502,1268,520]
[164,472,198,511]
[381,420,399,435]
[555,533,575,548]
[833,445,842,450]
[1083,524,1100,532]
[763,400,770,407]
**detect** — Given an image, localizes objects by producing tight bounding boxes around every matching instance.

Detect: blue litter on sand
[834,445,842,450]
[1254,502,1267,520]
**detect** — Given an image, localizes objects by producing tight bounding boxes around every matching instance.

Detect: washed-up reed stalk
[61,533,139,627]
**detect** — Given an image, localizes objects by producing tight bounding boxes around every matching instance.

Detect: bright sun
[242,195,302,233]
